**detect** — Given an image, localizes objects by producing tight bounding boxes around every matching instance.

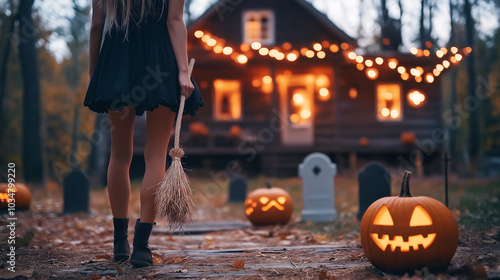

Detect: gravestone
[63,168,90,214]
[299,153,337,222]
[357,161,391,220]
[228,176,247,203]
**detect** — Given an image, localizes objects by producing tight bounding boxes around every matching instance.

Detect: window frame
[242,9,275,46]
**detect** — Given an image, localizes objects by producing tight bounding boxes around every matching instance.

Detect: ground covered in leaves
[0,174,499,279]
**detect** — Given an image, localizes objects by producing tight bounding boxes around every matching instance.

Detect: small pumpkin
[360,137,369,147]
[360,171,458,272]
[228,125,242,138]
[0,183,31,210]
[245,182,293,226]
[400,132,417,145]
[189,121,209,137]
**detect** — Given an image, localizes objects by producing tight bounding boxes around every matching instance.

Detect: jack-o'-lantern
[245,183,293,226]
[360,171,458,272]
[0,183,31,210]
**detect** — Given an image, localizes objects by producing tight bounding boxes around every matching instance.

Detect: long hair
[100,0,167,37]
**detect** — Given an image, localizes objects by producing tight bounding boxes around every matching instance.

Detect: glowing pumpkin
[245,183,293,226]
[360,171,458,272]
[0,183,31,210]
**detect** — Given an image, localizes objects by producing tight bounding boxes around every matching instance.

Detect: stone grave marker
[299,153,337,222]
[228,176,247,203]
[63,168,90,214]
[357,161,391,220]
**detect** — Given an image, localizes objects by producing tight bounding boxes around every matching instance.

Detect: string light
[193,30,469,82]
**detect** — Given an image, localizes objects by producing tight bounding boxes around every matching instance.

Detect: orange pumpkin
[228,125,242,138]
[360,137,369,147]
[245,183,293,226]
[400,132,417,145]
[360,171,458,272]
[0,183,31,210]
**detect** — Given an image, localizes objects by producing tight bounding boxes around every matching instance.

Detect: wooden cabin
[124,0,468,178]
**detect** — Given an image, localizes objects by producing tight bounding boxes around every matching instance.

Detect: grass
[84,172,500,239]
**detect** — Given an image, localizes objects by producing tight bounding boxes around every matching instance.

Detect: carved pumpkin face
[245,184,293,226]
[0,183,31,210]
[360,171,458,272]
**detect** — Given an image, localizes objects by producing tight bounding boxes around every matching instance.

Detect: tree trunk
[464,0,478,175]
[0,2,17,122]
[420,0,426,48]
[448,0,458,171]
[18,0,43,184]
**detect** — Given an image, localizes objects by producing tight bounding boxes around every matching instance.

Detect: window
[243,10,275,45]
[213,79,242,121]
[376,83,402,121]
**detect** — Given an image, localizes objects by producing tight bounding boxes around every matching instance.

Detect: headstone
[357,161,391,220]
[63,168,90,214]
[228,176,247,203]
[299,153,337,222]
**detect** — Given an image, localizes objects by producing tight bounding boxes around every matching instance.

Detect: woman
[84,0,203,267]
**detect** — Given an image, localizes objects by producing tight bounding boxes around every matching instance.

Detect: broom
[153,58,196,229]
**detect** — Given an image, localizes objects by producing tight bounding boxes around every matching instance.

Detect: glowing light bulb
[388,59,398,69]
[207,38,217,46]
[390,110,399,118]
[306,50,315,58]
[293,93,304,105]
[194,30,204,38]
[381,108,390,117]
[375,57,384,65]
[329,44,339,53]
[356,55,364,63]
[451,46,458,54]
[213,45,223,54]
[319,88,329,97]
[425,73,434,83]
[259,48,269,56]
[365,59,373,67]
[317,51,326,59]
[251,42,261,50]
[263,76,272,84]
[237,55,248,64]
[313,43,322,51]
[300,109,312,119]
[287,53,298,61]
[223,46,233,55]
[348,52,357,60]
[397,66,406,74]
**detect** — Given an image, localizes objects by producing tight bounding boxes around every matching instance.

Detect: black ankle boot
[129,219,156,267]
[112,218,130,261]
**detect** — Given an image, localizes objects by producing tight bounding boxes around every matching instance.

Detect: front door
[277,73,315,146]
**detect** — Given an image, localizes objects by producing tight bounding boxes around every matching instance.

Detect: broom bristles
[153,148,196,230]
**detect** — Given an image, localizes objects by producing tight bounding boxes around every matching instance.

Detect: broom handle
[174,58,195,150]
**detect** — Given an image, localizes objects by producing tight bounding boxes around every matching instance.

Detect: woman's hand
[179,72,194,99]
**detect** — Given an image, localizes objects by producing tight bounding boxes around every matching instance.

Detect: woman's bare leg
[107,106,136,218]
[140,105,176,223]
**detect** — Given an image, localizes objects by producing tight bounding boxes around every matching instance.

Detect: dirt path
[1,216,500,279]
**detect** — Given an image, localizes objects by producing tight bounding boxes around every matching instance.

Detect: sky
[36,0,499,62]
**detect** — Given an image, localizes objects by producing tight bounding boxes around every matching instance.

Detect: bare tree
[18,0,43,183]
[464,0,479,174]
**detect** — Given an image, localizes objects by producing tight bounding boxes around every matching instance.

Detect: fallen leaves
[231,260,245,270]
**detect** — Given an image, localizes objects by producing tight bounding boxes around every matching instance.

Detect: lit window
[377,84,402,121]
[214,80,241,121]
[243,10,275,45]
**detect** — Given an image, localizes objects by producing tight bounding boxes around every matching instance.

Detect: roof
[187,0,357,47]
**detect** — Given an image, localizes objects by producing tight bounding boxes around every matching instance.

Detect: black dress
[84,0,203,116]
